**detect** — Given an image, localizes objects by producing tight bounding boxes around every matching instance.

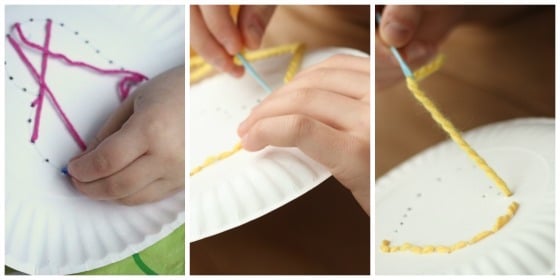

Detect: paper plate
[375,118,555,275]
[5,6,185,274]
[189,47,367,242]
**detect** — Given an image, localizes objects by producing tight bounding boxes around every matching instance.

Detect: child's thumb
[379,5,422,48]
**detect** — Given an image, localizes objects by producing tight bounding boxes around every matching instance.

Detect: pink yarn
[12,23,147,85]
[8,19,148,151]
[33,19,52,147]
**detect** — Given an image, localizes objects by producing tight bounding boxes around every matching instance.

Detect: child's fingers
[375,41,406,91]
[284,68,370,101]
[72,155,162,200]
[295,54,369,78]
[199,5,243,55]
[238,89,368,136]
[67,117,148,182]
[242,115,370,214]
[237,5,276,49]
[400,40,437,64]
[379,6,464,57]
[190,6,243,76]
[379,5,423,48]
[241,115,356,172]
[117,179,183,206]
[91,92,135,146]
[67,91,135,162]
[375,36,436,91]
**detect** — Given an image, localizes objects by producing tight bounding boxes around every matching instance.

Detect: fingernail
[405,43,428,61]
[238,119,248,135]
[383,22,410,44]
[223,40,237,55]
[212,57,227,72]
[66,161,75,176]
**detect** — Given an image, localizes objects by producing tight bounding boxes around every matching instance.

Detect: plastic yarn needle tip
[235,53,273,93]
[61,166,69,176]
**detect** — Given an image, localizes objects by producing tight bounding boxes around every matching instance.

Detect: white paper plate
[189,47,367,242]
[375,118,554,275]
[5,6,185,274]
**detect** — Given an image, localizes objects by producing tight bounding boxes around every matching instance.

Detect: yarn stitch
[8,19,147,150]
[189,43,305,176]
[407,56,511,197]
[190,43,304,84]
[381,201,519,254]
[380,51,517,255]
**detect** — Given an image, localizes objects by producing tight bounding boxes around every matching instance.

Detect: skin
[190,5,277,77]
[238,54,370,214]
[191,5,371,214]
[68,66,185,205]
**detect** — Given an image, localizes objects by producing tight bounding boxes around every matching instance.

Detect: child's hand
[378,6,465,50]
[376,6,465,91]
[67,66,185,205]
[237,54,370,214]
[190,5,276,77]
[376,5,532,91]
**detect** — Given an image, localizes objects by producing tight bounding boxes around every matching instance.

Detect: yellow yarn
[408,55,511,197]
[381,55,517,255]
[412,54,445,82]
[381,201,519,254]
[189,43,305,176]
[189,142,243,176]
[190,43,305,84]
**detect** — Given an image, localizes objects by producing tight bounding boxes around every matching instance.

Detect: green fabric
[133,254,158,275]
[79,224,184,275]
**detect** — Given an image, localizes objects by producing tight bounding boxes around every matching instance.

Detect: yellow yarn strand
[189,142,242,176]
[282,44,305,83]
[381,55,517,255]
[381,201,519,254]
[408,56,512,197]
[413,54,445,82]
[377,8,515,255]
[190,63,214,84]
[191,43,305,84]
[189,43,305,176]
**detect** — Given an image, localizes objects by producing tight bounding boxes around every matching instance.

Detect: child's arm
[67,66,185,205]
[190,5,276,77]
[238,54,370,214]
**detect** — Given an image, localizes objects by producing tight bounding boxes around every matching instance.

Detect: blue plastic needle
[235,53,273,93]
[61,165,69,176]
[375,12,414,78]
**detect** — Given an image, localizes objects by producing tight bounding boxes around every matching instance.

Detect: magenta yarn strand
[8,32,87,150]
[7,20,149,151]
[31,19,52,145]
[118,74,145,100]
[13,22,147,103]
[12,23,147,81]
